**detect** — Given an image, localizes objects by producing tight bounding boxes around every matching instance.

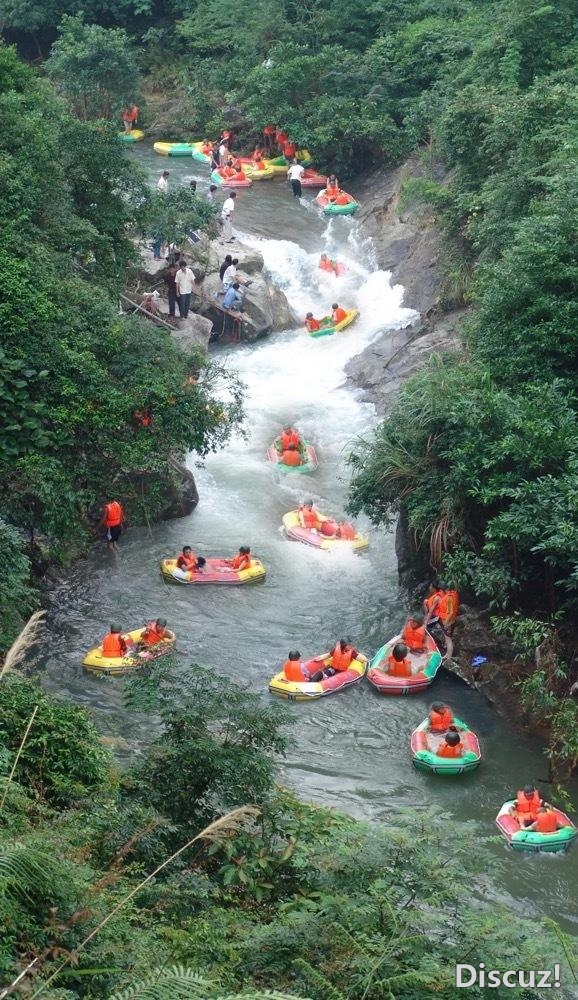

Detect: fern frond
[0,842,64,901]
[108,967,217,1000]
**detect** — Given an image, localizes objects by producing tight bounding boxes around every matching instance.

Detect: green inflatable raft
[410,717,481,775]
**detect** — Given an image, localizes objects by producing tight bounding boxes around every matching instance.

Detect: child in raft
[385,642,412,677]
[437,729,463,758]
[428,702,454,731]
[283,650,311,682]
[402,613,427,652]
[222,546,252,571]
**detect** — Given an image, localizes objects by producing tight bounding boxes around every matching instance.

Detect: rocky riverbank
[346,157,465,414]
[136,233,299,347]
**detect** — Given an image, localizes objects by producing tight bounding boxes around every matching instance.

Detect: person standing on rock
[221,191,236,242]
[206,184,218,205]
[163,262,178,319]
[175,260,196,319]
[287,158,305,198]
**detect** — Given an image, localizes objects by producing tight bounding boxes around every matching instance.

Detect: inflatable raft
[269,654,366,701]
[119,130,144,144]
[191,141,212,163]
[154,141,196,156]
[308,309,358,338]
[316,191,359,216]
[210,168,253,188]
[496,801,578,853]
[301,169,328,189]
[411,717,481,775]
[367,633,442,695]
[160,557,266,585]
[83,628,175,676]
[236,158,275,180]
[282,509,368,551]
[267,439,318,474]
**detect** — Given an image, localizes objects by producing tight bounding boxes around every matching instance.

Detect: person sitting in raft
[336,521,356,540]
[428,702,454,732]
[325,175,340,200]
[281,443,302,467]
[252,145,265,162]
[283,650,311,683]
[309,639,362,682]
[201,140,213,156]
[279,425,302,451]
[298,500,322,531]
[331,303,348,325]
[527,806,563,834]
[173,546,206,580]
[305,312,322,333]
[385,642,412,677]
[402,613,427,652]
[509,784,548,827]
[224,546,252,571]
[437,730,463,758]
[319,253,342,275]
[102,625,131,659]
[140,617,175,646]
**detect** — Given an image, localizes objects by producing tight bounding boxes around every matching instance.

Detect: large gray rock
[197,270,298,341]
[169,312,214,353]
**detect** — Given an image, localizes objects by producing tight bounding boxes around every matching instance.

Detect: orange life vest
[231,553,250,570]
[437,742,461,758]
[300,507,319,529]
[437,591,454,624]
[283,142,296,158]
[428,707,454,732]
[326,183,339,196]
[319,258,334,272]
[263,125,276,136]
[424,593,440,617]
[306,317,321,332]
[283,659,306,682]
[282,449,301,466]
[534,811,559,833]
[281,430,300,450]
[142,623,167,646]
[104,501,123,527]
[177,552,197,570]
[335,194,349,205]
[402,623,426,650]
[332,307,347,324]
[102,632,124,657]
[516,789,542,818]
[338,522,356,540]
[276,131,288,145]
[234,171,246,181]
[330,646,354,671]
[387,655,412,677]
[222,166,235,178]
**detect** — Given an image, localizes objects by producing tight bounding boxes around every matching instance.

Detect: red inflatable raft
[367,632,442,695]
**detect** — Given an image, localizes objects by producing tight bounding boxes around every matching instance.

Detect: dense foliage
[1,667,576,998]
[0,42,243,650]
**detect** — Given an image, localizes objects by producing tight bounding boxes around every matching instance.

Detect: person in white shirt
[157,170,170,193]
[219,142,229,166]
[221,192,236,242]
[287,159,305,198]
[174,261,196,318]
[222,259,238,289]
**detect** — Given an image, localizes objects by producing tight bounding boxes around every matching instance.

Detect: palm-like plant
[109,967,304,1000]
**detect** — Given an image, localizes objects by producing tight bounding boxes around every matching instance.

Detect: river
[40,145,578,933]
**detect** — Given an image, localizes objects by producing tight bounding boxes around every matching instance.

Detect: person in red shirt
[174,546,206,580]
[437,730,463,758]
[305,312,321,333]
[263,124,276,152]
[528,807,562,834]
[101,500,124,552]
[331,303,348,325]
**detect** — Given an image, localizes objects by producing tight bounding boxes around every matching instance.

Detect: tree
[45,14,140,120]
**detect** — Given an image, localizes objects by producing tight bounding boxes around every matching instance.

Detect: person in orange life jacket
[201,139,213,156]
[331,303,348,325]
[309,639,362,682]
[305,312,321,332]
[225,546,251,571]
[279,425,301,451]
[428,701,454,732]
[173,545,206,580]
[282,444,302,466]
[283,140,297,160]
[528,807,562,834]
[298,500,321,531]
[276,128,288,149]
[437,730,463,758]
[386,641,412,677]
[141,617,175,647]
[132,407,152,428]
[101,500,124,551]
[252,146,265,162]
[263,124,276,152]
[283,650,311,682]
[423,580,448,656]
[325,174,340,199]
[402,613,427,652]
[510,784,547,827]
[102,625,130,658]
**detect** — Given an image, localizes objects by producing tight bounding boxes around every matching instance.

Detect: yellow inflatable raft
[282,509,369,551]
[160,557,266,585]
[269,655,366,701]
[83,628,176,676]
